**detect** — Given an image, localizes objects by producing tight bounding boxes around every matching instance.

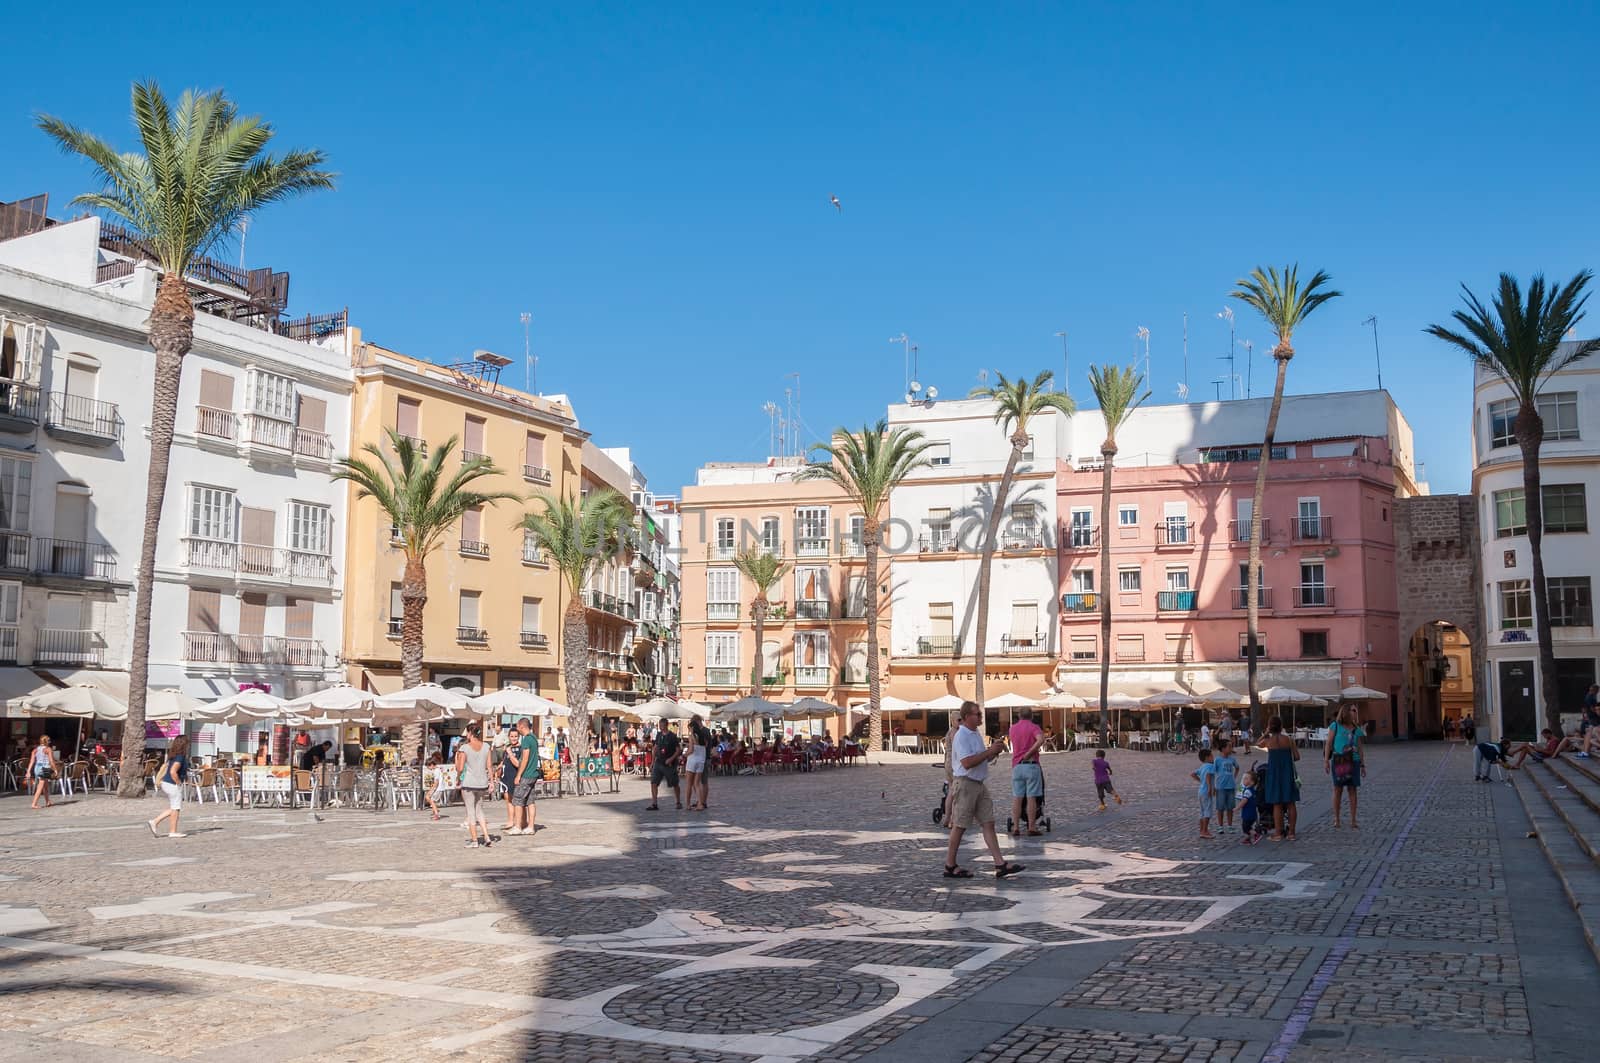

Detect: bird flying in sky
[829,194,842,213]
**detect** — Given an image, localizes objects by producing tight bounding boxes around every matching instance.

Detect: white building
[601,446,681,701]
[1473,350,1598,737]
[886,396,1062,667]
[0,210,351,754]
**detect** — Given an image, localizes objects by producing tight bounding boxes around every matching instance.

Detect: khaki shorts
[948,777,994,829]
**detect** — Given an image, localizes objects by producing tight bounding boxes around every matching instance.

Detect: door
[50,490,90,576]
[62,364,97,428]
[1498,660,1537,741]
[240,507,276,575]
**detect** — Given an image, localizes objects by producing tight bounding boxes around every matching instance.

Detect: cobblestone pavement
[0,743,1592,1062]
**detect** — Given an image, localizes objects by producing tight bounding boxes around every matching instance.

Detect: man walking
[509,718,539,836]
[647,724,682,810]
[943,700,1025,880]
[1008,706,1045,835]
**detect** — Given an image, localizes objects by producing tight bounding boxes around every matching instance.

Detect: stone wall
[1394,495,1483,727]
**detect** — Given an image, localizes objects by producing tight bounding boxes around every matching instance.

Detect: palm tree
[39,83,333,796]
[1427,272,1599,732]
[967,371,1075,703]
[520,489,632,757]
[1230,265,1341,728]
[733,548,791,695]
[334,432,519,760]
[1087,365,1150,743]
[800,421,931,751]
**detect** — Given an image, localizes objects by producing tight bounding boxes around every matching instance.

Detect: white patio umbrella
[914,693,966,711]
[987,692,1038,709]
[713,694,784,720]
[1085,693,1145,709]
[286,683,376,716]
[21,685,130,719]
[879,695,915,712]
[197,688,290,724]
[785,696,844,719]
[146,689,207,717]
[639,697,695,721]
[470,687,561,717]
[1340,685,1388,701]
[1142,690,1199,707]
[1042,690,1088,709]
[1196,688,1250,709]
[587,696,638,720]
[1258,686,1320,704]
[374,682,473,713]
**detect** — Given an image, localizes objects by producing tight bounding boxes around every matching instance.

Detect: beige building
[679,458,875,729]
[340,334,584,699]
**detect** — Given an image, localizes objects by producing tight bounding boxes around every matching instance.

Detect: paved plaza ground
[0,742,1593,1062]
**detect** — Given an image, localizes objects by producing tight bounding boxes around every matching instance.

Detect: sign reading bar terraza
[922,671,1022,682]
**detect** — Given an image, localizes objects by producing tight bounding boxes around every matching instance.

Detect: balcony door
[240,507,276,576]
[61,363,98,430]
[48,487,90,576]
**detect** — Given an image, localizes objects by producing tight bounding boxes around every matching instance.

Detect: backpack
[656,731,680,760]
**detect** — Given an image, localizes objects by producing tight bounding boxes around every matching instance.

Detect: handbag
[1330,753,1355,785]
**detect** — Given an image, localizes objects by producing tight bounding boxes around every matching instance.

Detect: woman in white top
[455,723,493,848]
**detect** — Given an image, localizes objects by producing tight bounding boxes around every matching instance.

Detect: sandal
[943,865,974,878]
[1026,830,1044,837]
[995,862,1026,879]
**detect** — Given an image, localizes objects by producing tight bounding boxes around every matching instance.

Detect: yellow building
[340,331,585,699]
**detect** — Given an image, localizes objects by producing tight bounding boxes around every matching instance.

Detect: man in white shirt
[1199,720,1212,749]
[943,700,1025,880]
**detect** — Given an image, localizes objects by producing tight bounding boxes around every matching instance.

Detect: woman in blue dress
[1259,716,1301,841]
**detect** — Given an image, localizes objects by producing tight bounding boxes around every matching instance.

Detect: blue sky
[5,2,1597,495]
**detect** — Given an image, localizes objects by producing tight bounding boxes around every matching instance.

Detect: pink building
[1053,392,1421,737]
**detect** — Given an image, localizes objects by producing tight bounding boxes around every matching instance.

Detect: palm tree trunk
[750,598,767,697]
[399,554,427,764]
[973,439,1024,705]
[563,598,591,759]
[1098,445,1114,744]
[118,273,191,798]
[1245,352,1291,732]
[1516,409,1561,732]
[864,517,883,754]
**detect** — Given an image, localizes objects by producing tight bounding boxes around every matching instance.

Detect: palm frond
[1426,271,1599,402]
[1230,264,1342,350]
[799,420,931,517]
[733,548,791,594]
[521,490,632,597]
[1087,363,1151,439]
[970,369,1076,435]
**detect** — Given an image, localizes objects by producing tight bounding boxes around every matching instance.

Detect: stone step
[1545,756,1600,820]
[1511,768,1600,966]
[1557,750,1600,789]
[1523,761,1600,866]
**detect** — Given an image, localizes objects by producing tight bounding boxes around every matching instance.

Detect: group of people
[1472,683,1600,780]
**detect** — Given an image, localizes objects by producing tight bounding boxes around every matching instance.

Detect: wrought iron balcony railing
[1061,592,1099,612]
[1156,590,1197,611]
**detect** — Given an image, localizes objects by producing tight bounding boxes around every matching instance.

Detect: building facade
[341,337,584,700]
[1054,391,1418,736]
[1472,352,1598,738]
[601,447,680,702]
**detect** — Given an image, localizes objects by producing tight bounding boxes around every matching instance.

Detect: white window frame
[760,516,782,554]
[714,517,736,556]
[0,456,33,532]
[1069,634,1097,661]
[1072,568,1094,593]
[706,632,741,668]
[795,506,831,555]
[248,368,296,421]
[522,528,543,564]
[1163,501,1189,543]
[1498,579,1532,629]
[520,597,542,634]
[707,567,740,619]
[288,500,331,555]
[0,580,20,624]
[1117,504,1139,527]
[926,441,951,467]
[458,590,481,630]
[1069,507,1094,547]
[189,485,237,542]
[1297,497,1322,538]
[1487,398,1517,449]
[1164,566,1190,591]
[1117,566,1141,592]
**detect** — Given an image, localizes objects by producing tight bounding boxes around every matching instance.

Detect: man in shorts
[1007,706,1045,835]
[509,718,540,836]
[648,725,681,810]
[943,700,1025,880]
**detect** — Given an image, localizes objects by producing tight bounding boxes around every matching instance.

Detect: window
[1163,501,1189,543]
[1069,508,1094,546]
[524,432,546,474]
[522,528,543,563]
[1072,569,1094,593]
[794,631,829,682]
[458,591,482,635]
[795,566,830,614]
[189,486,236,541]
[1234,498,1254,541]
[521,597,541,634]
[846,514,865,554]
[924,602,954,655]
[1543,484,1588,533]
[388,583,403,636]
[1070,635,1097,661]
[1117,566,1142,592]
[1488,399,1516,449]
[249,369,295,420]
[1299,561,1327,606]
[462,416,486,458]
[460,507,485,551]
[1297,498,1322,539]
[1118,504,1139,527]
[288,501,331,555]
[1020,435,1035,460]
[1493,488,1526,538]
[714,517,735,556]
[1165,632,1193,662]
[761,639,782,679]
[927,507,953,549]
[1547,577,1593,627]
[1498,579,1532,629]
[1165,567,1190,591]
[845,575,867,617]
[1239,632,1268,659]
[198,368,236,416]
[707,567,740,619]
[1115,633,1144,661]
[0,456,32,532]
[1200,445,1288,463]
[0,581,17,624]
[1007,502,1038,543]
[396,396,421,438]
[705,632,741,683]
[845,641,868,683]
[1300,630,1329,658]
[926,441,951,466]
[1488,392,1580,448]
[760,516,781,554]
[796,506,830,555]
[1008,601,1038,646]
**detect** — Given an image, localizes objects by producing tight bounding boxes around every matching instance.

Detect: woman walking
[28,735,59,809]
[148,736,190,838]
[455,723,494,848]
[1258,717,1301,842]
[1325,705,1366,828]
[683,714,709,812]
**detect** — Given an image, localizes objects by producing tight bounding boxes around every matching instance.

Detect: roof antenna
[520,311,534,393]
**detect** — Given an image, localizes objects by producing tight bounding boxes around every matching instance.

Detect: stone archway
[1394,497,1482,736]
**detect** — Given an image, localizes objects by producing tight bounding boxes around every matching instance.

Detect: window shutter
[285,597,314,639]
[296,395,326,432]
[187,588,221,633]
[238,593,268,637]
[464,416,485,454]
[396,397,420,436]
[462,507,482,540]
[199,370,235,410]
[240,507,275,547]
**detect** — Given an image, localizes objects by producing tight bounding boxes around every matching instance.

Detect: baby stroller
[1242,760,1273,843]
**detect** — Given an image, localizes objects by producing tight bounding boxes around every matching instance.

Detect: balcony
[523,464,552,485]
[1001,526,1045,551]
[519,631,549,650]
[1061,592,1099,613]
[916,635,955,655]
[1062,526,1099,550]
[796,537,831,557]
[795,599,831,620]
[1228,518,1271,545]
[587,650,628,673]
[707,602,740,620]
[35,627,103,666]
[181,631,326,667]
[1233,586,1273,610]
[1000,631,1043,654]
[1115,645,1146,662]
[44,393,122,446]
[1154,522,1194,548]
[795,665,831,687]
[32,538,116,580]
[0,382,42,432]
[842,601,868,619]
[457,626,488,644]
[459,539,490,558]
[182,539,334,585]
[293,427,332,461]
[1295,585,1335,609]
[585,590,629,617]
[918,534,959,554]
[196,405,238,441]
[0,531,27,572]
[460,449,489,464]
[1292,516,1331,542]
[1156,589,1197,611]
[392,434,428,457]
[386,617,402,638]
[0,624,15,662]
[762,671,787,687]
[841,538,866,557]
[521,545,547,567]
[706,666,741,688]
[1164,643,1194,663]
[242,412,294,454]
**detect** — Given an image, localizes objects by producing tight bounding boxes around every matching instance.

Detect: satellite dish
[926,385,939,400]
[909,380,922,393]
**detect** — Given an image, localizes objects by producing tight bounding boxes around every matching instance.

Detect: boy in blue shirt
[1191,749,1216,840]
[1212,740,1239,834]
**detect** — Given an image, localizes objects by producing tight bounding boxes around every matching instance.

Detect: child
[1191,749,1216,840]
[1212,741,1239,834]
[1091,750,1124,811]
[423,753,445,821]
[1236,770,1260,844]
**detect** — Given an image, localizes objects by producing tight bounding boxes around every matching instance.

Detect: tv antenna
[889,333,911,396]
[786,372,801,456]
[1211,377,1227,401]
[519,312,535,393]
[762,401,780,457]
[1240,339,1253,398]
[1054,330,1069,392]
[1217,307,1236,399]
[1135,326,1150,391]
[1182,312,1190,402]
[1361,316,1384,390]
